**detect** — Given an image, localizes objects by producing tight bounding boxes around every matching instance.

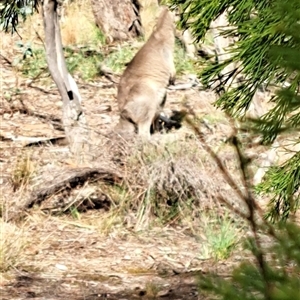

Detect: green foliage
[174,40,196,75]
[204,214,240,260]
[171,0,300,130]
[69,207,81,219]
[16,43,47,78]
[65,47,104,81]
[169,0,300,220]
[16,43,105,81]
[256,152,300,222]
[198,222,300,300]
[0,0,39,33]
[104,44,135,74]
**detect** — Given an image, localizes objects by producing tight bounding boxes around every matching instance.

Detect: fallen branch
[167,82,199,90]
[25,167,123,209]
[0,134,66,146]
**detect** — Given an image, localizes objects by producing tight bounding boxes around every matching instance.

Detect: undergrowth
[199,222,300,300]
[203,213,241,260]
[175,39,197,75]
[11,0,195,83]
[10,150,35,191]
[103,44,136,74]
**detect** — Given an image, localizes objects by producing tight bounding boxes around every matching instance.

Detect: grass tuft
[0,221,28,272]
[10,151,35,191]
[90,136,221,231]
[145,281,160,298]
[204,213,241,260]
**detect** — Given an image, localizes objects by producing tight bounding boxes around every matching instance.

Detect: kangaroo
[116,6,176,140]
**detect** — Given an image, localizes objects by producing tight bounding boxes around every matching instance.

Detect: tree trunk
[91,0,142,43]
[211,12,236,87]
[42,0,90,160]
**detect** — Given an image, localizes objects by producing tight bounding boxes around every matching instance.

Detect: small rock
[157,289,171,297]
[55,263,68,271]
[3,113,10,120]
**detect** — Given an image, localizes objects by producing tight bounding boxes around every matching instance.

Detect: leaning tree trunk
[42,0,90,159]
[91,0,142,43]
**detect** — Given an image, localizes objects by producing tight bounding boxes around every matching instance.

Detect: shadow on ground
[1,273,203,300]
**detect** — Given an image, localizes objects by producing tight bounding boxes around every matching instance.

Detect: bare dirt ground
[0,215,241,300]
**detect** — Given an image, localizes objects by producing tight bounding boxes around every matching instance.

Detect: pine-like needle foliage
[0,0,39,33]
[169,0,300,221]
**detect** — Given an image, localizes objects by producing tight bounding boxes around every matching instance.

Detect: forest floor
[1,11,299,300]
[0,53,233,299]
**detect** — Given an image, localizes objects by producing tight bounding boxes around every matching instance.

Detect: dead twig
[167,82,199,90]
[0,53,13,65]
[98,64,120,84]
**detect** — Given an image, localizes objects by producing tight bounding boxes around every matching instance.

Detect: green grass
[17,31,196,82]
[198,222,300,300]
[69,207,81,219]
[16,43,48,79]
[65,47,104,81]
[174,40,197,75]
[3,87,22,102]
[15,21,105,82]
[104,44,136,74]
[204,213,241,260]
[16,44,104,82]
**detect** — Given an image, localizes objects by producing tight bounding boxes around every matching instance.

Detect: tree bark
[91,0,142,43]
[42,0,90,160]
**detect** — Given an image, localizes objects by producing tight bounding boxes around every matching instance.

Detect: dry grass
[10,150,35,191]
[125,138,212,227]
[1,125,245,235]
[1,0,101,48]
[0,221,29,272]
[139,0,161,40]
[75,131,245,232]
[0,1,273,297]
[60,0,103,46]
